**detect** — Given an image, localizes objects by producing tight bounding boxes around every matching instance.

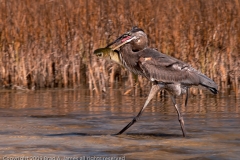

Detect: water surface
[0,88,239,160]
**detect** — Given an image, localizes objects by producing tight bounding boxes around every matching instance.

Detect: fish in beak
[93,48,122,65]
[93,48,114,59]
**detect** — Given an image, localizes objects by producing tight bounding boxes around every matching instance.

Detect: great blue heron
[94,27,218,137]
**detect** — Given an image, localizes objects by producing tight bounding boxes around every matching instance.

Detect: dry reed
[0,0,239,95]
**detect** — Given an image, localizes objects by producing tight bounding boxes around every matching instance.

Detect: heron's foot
[113,132,122,136]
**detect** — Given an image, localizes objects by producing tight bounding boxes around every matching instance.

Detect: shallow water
[0,88,239,160]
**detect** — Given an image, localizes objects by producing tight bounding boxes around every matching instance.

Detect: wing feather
[138,49,200,85]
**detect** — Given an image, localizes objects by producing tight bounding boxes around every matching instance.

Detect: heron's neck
[120,44,138,61]
[119,44,141,74]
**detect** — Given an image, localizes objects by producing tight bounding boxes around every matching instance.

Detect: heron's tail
[199,74,218,94]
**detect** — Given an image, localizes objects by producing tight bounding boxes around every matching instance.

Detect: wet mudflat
[0,88,239,160]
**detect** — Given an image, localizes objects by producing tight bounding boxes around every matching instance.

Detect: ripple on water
[0,89,239,159]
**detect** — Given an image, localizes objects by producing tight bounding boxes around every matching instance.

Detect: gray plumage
[102,26,218,137]
[119,43,218,95]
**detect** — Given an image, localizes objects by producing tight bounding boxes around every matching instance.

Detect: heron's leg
[170,96,186,137]
[115,84,161,135]
[184,88,189,108]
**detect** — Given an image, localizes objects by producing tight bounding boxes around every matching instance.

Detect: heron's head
[106,26,148,51]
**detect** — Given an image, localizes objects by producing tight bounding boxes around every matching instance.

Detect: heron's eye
[133,36,140,42]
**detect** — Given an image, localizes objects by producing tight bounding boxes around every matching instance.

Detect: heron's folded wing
[138,49,200,85]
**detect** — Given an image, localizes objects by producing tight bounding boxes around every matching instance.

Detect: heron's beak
[106,26,143,48]
[105,33,129,48]
[112,36,137,50]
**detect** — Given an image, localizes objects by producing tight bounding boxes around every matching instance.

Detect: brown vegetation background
[0,0,239,95]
